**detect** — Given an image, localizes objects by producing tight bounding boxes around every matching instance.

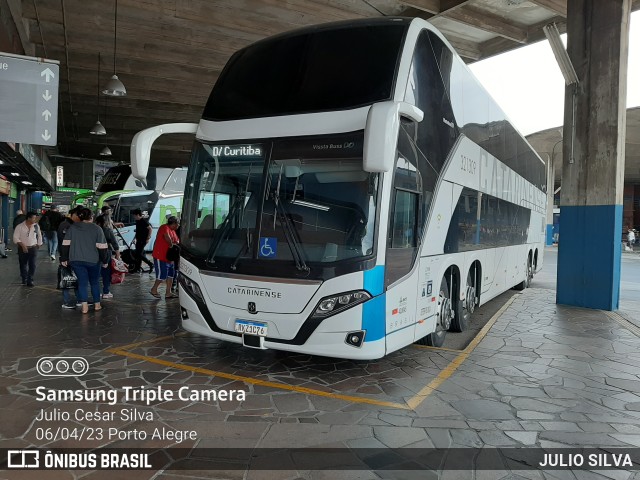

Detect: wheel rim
[438,293,452,331]
[466,284,476,314]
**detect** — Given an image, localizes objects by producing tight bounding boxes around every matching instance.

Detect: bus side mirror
[130,123,198,182]
[363,102,423,173]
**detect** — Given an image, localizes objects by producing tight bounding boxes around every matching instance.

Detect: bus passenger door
[384,154,421,354]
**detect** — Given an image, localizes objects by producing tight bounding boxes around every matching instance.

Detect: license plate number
[235,320,268,337]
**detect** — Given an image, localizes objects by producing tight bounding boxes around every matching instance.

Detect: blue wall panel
[557,205,622,310]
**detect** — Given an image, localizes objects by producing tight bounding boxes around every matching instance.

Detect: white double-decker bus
[132,18,546,359]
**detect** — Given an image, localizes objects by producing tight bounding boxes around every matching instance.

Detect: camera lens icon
[37,357,89,377]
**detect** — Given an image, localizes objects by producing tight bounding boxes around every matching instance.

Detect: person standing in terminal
[40,205,65,261]
[60,208,108,314]
[12,209,26,229]
[95,213,120,299]
[58,207,81,309]
[150,216,180,299]
[131,208,154,274]
[12,211,43,286]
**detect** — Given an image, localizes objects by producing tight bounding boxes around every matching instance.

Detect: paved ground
[1,251,640,479]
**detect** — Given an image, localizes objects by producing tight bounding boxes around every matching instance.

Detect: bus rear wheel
[419,277,451,347]
[450,270,474,332]
[514,256,533,291]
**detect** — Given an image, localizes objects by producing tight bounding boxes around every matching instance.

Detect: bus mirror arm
[130,123,198,181]
[363,102,423,173]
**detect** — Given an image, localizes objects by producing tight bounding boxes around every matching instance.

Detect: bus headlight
[179,275,204,303]
[311,290,371,319]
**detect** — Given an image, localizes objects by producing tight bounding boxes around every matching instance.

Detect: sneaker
[51,255,55,261]
[101,293,113,299]
[61,304,76,309]
[76,302,95,307]
[26,282,34,287]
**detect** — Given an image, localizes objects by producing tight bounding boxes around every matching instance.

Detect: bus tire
[450,270,474,332]
[418,277,451,347]
[514,256,533,291]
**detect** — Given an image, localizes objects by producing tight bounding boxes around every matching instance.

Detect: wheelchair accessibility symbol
[259,237,277,258]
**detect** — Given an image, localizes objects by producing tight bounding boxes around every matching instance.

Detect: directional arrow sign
[41,68,55,82]
[0,53,59,146]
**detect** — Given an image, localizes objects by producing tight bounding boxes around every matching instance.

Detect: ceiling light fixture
[90,52,107,135]
[100,146,113,156]
[10,172,20,176]
[100,96,113,157]
[22,181,32,185]
[102,0,126,96]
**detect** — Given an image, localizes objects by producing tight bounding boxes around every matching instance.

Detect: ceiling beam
[527,0,567,17]
[397,0,439,14]
[440,6,528,43]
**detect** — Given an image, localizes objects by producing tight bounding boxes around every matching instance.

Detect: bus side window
[391,190,418,248]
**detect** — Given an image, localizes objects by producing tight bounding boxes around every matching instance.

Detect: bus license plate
[235,320,268,337]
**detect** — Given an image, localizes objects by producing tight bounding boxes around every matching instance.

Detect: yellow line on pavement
[107,346,409,410]
[405,294,518,410]
[413,344,463,353]
[105,295,516,412]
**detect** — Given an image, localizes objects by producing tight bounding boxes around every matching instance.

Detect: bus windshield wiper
[230,229,252,270]
[271,165,309,272]
[207,167,252,264]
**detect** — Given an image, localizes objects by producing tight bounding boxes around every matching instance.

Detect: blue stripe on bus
[557,204,621,310]
[363,266,385,296]
[362,294,386,342]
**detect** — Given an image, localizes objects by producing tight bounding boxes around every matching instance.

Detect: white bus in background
[113,167,187,250]
[131,18,546,359]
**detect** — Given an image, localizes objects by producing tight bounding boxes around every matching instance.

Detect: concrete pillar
[557,0,631,310]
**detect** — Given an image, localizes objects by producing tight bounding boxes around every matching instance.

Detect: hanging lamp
[102,0,126,96]
[90,53,107,135]
[100,96,113,156]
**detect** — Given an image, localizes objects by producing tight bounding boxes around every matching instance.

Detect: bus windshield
[181,133,379,273]
[113,192,158,226]
[203,22,407,120]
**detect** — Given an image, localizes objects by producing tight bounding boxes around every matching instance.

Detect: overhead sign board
[0,53,59,146]
[56,166,64,187]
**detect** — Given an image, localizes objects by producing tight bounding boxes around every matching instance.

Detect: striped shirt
[13,221,43,248]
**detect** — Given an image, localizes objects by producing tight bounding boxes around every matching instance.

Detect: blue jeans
[101,262,112,294]
[62,287,78,305]
[18,247,37,284]
[70,261,101,303]
[46,232,58,257]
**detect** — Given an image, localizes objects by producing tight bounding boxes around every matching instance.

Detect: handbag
[57,265,78,290]
[111,271,125,285]
[166,244,180,262]
[111,257,129,273]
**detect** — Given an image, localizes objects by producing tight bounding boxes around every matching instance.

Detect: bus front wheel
[419,277,451,347]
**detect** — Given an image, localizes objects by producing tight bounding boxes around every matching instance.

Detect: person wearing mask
[12,211,43,286]
[95,214,121,299]
[58,207,81,309]
[131,208,154,273]
[60,208,108,314]
[150,216,180,299]
[40,205,65,261]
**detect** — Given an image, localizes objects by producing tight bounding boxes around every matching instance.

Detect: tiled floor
[2,255,640,479]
